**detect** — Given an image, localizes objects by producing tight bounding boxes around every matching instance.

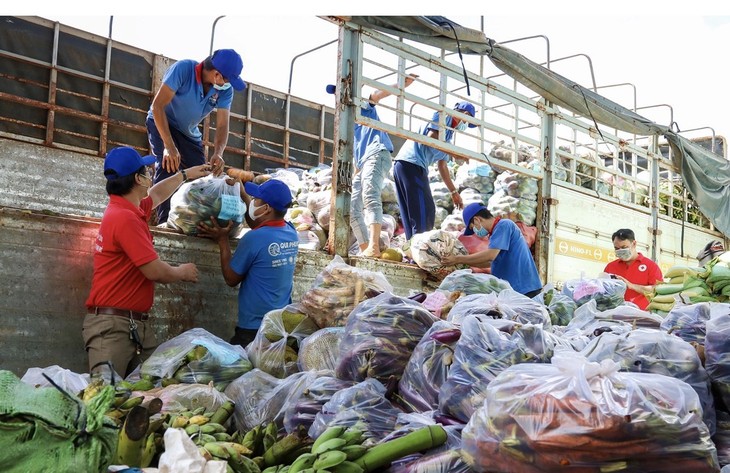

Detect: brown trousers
[82,313,157,378]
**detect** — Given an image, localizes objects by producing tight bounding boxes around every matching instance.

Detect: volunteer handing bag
[167,174,246,236]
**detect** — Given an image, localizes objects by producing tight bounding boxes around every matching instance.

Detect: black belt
[92,307,149,321]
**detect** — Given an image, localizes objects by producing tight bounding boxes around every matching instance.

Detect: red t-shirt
[604,253,663,310]
[85,195,159,312]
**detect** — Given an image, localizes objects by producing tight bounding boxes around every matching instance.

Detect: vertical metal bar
[319,105,326,164]
[328,23,358,257]
[44,22,60,146]
[100,37,112,156]
[244,85,252,171]
[650,134,660,261]
[396,49,406,130]
[538,102,556,285]
[284,95,291,167]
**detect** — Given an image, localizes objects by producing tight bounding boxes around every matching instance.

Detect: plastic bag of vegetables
[306,189,331,231]
[283,375,355,434]
[494,169,538,201]
[246,306,320,378]
[660,302,730,345]
[705,311,730,412]
[398,321,461,412]
[140,328,252,389]
[335,292,438,385]
[446,290,552,328]
[439,314,554,423]
[440,213,465,233]
[535,284,577,326]
[224,369,321,432]
[581,328,716,435]
[409,230,468,276]
[487,189,537,225]
[297,327,344,372]
[268,169,302,199]
[561,276,627,310]
[167,174,246,236]
[559,300,634,344]
[455,160,496,195]
[140,382,232,414]
[430,182,453,212]
[434,206,449,230]
[308,378,401,442]
[459,187,489,207]
[461,351,720,473]
[299,255,393,328]
[437,269,512,296]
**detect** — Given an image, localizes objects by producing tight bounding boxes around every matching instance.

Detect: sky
[11,1,730,146]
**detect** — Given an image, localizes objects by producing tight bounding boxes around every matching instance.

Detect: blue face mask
[213,82,232,91]
[456,121,467,132]
[474,222,488,238]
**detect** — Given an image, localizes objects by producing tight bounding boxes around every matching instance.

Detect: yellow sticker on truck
[554,237,615,264]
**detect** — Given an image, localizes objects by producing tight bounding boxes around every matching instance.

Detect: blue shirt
[489,219,542,295]
[395,111,456,169]
[147,59,234,141]
[354,102,393,169]
[231,221,299,329]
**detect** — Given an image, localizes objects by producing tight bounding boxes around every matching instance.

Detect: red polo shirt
[85,195,159,313]
[604,253,663,309]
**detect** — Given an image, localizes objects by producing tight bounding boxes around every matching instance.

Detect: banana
[217,441,252,456]
[196,433,218,446]
[113,390,132,408]
[188,415,210,426]
[288,452,317,473]
[204,442,231,460]
[213,432,234,442]
[200,422,227,434]
[161,377,180,387]
[130,378,155,391]
[171,415,189,429]
[262,467,282,473]
[140,433,158,468]
[340,428,364,446]
[192,406,207,415]
[311,426,345,454]
[262,422,278,452]
[199,446,213,461]
[313,450,347,470]
[185,424,201,436]
[340,445,368,461]
[227,448,264,473]
[312,438,346,456]
[329,460,365,473]
[118,395,145,410]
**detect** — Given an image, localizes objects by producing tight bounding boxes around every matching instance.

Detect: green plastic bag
[0,370,118,472]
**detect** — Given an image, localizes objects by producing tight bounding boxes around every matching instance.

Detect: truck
[0,15,725,376]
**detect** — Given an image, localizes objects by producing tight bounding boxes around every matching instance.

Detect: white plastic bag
[168,175,246,236]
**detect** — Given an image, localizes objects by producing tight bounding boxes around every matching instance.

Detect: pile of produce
[537,284,578,326]
[246,307,320,378]
[454,160,496,196]
[446,290,552,327]
[461,352,720,472]
[167,174,246,236]
[439,314,554,422]
[283,376,355,434]
[408,230,469,276]
[298,255,393,328]
[335,292,438,385]
[561,276,627,311]
[437,269,513,295]
[297,327,345,372]
[430,181,454,212]
[648,259,730,314]
[140,328,253,390]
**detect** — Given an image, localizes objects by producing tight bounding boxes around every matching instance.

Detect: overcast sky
[15,1,730,147]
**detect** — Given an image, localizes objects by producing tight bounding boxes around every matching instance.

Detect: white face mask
[213,82,231,91]
[248,200,267,221]
[615,248,633,261]
[456,121,467,132]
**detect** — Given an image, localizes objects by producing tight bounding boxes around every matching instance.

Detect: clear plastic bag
[439,314,554,423]
[297,327,345,372]
[21,365,90,393]
[167,174,246,236]
[140,328,252,389]
[430,182,453,212]
[536,284,577,326]
[410,230,469,276]
[381,178,398,203]
[308,378,401,442]
[140,382,233,414]
[306,189,331,230]
[268,169,302,199]
[455,160,496,195]
[398,321,461,412]
[434,206,449,230]
[335,292,439,384]
[440,212,465,234]
[283,375,355,434]
[224,369,322,433]
[246,306,320,379]
[581,328,716,435]
[437,269,512,295]
[299,255,393,328]
[705,311,730,412]
[660,302,730,345]
[446,290,552,328]
[461,352,719,473]
[560,300,634,341]
[561,276,627,310]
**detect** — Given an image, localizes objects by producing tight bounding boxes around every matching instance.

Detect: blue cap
[462,203,487,235]
[104,146,155,180]
[454,101,477,128]
[211,49,246,91]
[244,179,292,211]
[325,84,336,94]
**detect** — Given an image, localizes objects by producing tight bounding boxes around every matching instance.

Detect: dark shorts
[230,327,259,350]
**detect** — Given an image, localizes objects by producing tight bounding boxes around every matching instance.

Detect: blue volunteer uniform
[230,221,299,330]
[489,218,542,295]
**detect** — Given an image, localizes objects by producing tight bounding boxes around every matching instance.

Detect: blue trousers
[146,116,206,224]
[393,160,435,240]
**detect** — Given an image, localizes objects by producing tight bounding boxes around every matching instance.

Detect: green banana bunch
[284,426,366,473]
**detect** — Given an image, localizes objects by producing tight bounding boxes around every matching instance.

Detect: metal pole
[287,39,337,95]
[209,16,226,57]
[108,16,113,39]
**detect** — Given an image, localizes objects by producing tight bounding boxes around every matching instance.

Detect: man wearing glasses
[84,146,211,377]
[146,48,246,225]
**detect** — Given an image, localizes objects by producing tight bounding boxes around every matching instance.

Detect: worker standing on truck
[327,73,416,258]
[604,228,663,310]
[197,178,299,348]
[441,203,543,298]
[392,102,473,240]
[697,239,726,266]
[147,48,245,225]
[84,146,211,377]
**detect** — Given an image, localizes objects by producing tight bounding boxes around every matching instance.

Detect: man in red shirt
[604,228,663,310]
[84,146,211,377]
